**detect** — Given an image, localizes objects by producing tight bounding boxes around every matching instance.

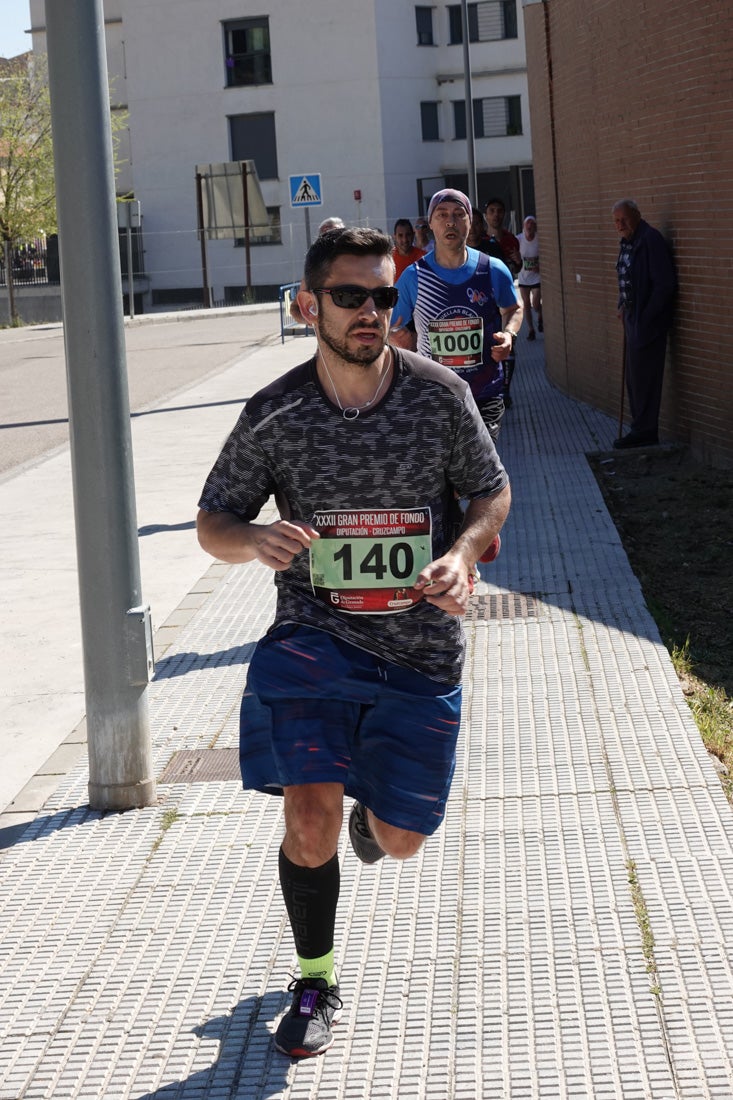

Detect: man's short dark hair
[304,227,394,289]
[393,218,413,235]
[485,196,506,210]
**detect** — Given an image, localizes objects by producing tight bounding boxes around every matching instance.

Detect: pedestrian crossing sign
[289,174,323,208]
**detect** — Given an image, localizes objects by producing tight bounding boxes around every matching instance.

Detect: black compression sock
[278,848,340,969]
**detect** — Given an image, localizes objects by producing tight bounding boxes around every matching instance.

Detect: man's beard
[317,318,386,366]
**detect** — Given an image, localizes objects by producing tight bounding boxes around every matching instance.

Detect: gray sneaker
[348,802,386,864]
[274,977,343,1057]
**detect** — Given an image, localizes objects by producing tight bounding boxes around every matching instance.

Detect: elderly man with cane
[612,199,677,448]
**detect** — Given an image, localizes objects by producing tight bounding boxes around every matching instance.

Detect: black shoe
[537,318,543,332]
[613,431,659,450]
[348,802,386,864]
[502,391,513,409]
[274,978,343,1057]
[527,329,536,341]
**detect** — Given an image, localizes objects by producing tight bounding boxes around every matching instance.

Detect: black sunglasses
[312,284,399,310]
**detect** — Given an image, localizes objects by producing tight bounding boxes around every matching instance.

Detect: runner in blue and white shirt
[390,188,522,441]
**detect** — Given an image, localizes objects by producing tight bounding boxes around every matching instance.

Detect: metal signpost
[289,173,323,248]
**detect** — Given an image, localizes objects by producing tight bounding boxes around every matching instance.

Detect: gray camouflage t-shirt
[198,347,508,684]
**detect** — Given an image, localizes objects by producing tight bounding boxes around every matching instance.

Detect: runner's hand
[491,330,513,362]
[252,520,318,571]
[389,317,416,350]
[413,553,474,616]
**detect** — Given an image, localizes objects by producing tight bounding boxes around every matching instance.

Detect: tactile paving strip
[1,337,733,1098]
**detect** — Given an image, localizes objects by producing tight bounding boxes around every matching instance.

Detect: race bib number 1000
[428,316,483,368]
[309,508,432,614]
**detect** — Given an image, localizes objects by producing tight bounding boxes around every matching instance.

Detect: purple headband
[427,188,472,221]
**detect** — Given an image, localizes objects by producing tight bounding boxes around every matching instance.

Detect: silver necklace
[320,352,392,420]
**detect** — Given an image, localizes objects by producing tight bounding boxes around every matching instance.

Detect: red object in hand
[479,534,501,564]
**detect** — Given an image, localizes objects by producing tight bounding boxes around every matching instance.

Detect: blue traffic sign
[289,174,323,208]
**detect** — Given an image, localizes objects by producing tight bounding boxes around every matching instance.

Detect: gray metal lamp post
[44,0,156,811]
[461,0,478,206]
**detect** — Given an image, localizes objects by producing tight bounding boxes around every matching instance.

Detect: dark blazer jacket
[622,220,677,348]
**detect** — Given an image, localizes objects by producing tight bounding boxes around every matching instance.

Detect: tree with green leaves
[0,55,56,323]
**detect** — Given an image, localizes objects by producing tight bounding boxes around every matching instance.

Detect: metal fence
[1,231,144,288]
[0,238,59,287]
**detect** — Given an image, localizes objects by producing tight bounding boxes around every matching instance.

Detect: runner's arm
[490,303,523,360]
[389,268,418,349]
[451,485,511,569]
[197,509,318,571]
[413,485,511,615]
[488,259,523,358]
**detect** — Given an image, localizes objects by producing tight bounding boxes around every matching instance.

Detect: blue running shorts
[239,623,463,836]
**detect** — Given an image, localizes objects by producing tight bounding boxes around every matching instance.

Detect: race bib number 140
[309,508,432,614]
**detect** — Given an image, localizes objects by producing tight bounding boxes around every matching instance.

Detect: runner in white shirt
[517,215,543,340]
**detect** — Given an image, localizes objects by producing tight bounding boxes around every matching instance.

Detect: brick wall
[522,0,733,467]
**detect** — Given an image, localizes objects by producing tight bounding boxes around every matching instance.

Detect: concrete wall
[522,0,733,467]
[0,286,63,325]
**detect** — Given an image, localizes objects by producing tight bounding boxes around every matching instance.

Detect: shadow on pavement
[133,992,293,1100]
[138,520,196,536]
[153,644,257,680]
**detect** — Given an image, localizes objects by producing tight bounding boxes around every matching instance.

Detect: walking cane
[617,326,627,441]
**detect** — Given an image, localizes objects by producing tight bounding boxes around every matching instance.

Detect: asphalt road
[0,304,300,819]
[0,307,281,478]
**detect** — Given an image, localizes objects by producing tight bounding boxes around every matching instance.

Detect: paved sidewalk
[2,330,733,1099]
[0,306,283,818]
